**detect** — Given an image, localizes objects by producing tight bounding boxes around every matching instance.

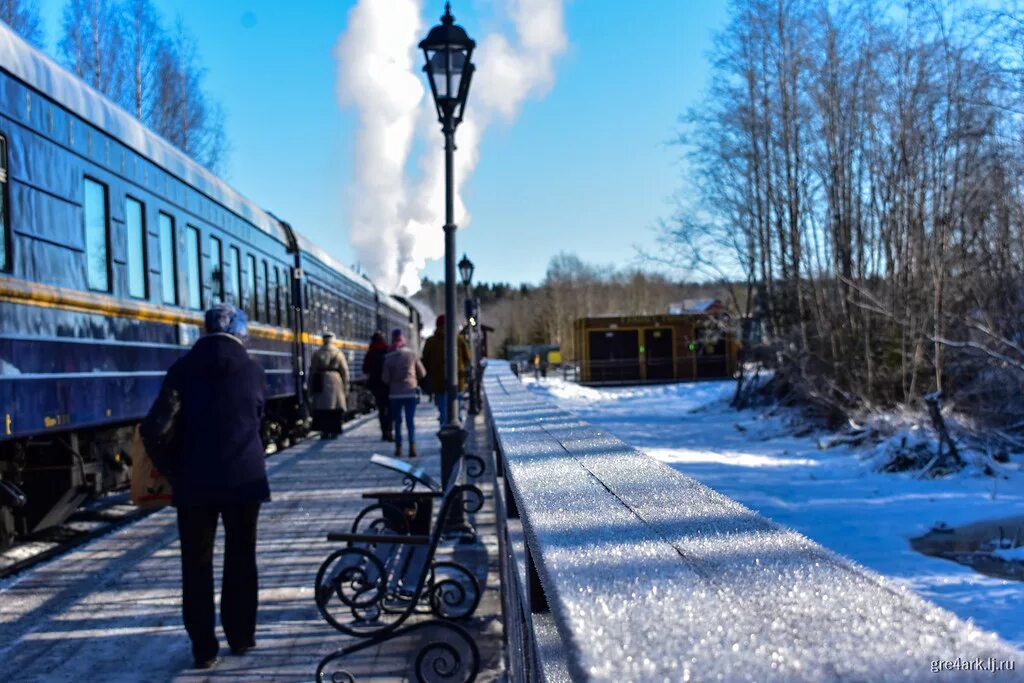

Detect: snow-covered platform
[0,409,503,682]
[487,362,1022,682]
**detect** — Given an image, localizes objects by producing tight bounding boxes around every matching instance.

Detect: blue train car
[0,23,418,545]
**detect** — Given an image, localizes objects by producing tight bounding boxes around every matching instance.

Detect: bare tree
[59,0,129,105]
[0,0,44,46]
[122,0,163,121]
[150,18,227,172]
[669,0,1024,432]
[59,1,228,172]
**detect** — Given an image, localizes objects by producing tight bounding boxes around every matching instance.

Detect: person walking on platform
[421,314,470,425]
[362,331,392,441]
[146,304,269,670]
[309,331,349,439]
[382,328,426,457]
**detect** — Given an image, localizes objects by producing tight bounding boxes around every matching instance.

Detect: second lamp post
[459,253,481,416]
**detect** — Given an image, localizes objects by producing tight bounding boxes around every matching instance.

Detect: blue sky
[36,1,730,287]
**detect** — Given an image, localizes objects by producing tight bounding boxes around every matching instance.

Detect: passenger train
[0,24,420,546]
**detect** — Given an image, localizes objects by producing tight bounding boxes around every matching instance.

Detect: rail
[483,361,1020,682]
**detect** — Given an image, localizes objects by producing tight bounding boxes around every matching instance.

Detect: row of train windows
[82,176,292,325]
[305,283,374,341]
[0,139,373,337]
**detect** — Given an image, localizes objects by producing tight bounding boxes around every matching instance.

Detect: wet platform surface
[0,406,503,682]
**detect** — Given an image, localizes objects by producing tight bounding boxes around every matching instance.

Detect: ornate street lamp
[458,253,475,288]
[420,3,475,137]
[421,3,476,537]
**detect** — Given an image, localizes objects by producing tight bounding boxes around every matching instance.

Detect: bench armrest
[361,490,444,500]
[325,531,430,545]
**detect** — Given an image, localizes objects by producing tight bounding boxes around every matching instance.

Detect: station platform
[0,406,503,682]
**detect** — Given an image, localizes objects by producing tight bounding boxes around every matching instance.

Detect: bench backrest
[369,453,442,492]
[485,361,1020,682]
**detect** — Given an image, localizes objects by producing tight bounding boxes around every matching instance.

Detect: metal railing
[483,361,1019,682]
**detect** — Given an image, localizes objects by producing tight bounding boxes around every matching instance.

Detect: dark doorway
[644,328,674,380]
[696,328,728,378]
[588,330,640,383]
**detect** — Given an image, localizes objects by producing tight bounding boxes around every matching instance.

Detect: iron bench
[314,455,486,682]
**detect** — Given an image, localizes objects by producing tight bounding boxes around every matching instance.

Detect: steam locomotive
[0,24,420,546]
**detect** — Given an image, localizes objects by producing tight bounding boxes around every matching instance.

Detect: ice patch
[644,447,820,468]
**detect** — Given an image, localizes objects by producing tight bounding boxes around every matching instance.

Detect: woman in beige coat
[309,332,349,438]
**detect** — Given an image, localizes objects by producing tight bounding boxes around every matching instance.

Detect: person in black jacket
[361,331,392,441]
[153,303,269,669]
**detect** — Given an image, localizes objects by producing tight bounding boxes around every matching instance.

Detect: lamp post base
[437,424,476,542]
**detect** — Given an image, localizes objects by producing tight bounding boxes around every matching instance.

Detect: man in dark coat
[153,303,269,669]
[362,331,392,441]
[420,314,470,425]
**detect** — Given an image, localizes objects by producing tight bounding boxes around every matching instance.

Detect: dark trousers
[436,391,450,425]
[312,409,344,437]
[374,388,391,438]
[177,503,261,660]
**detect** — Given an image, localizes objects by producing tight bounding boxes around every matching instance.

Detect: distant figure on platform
[362,331,392,442]
[532,353,541,380]
[146,303,269,669]
[421,314,470,425]
[309,332,349,439]
[382,328,426,457]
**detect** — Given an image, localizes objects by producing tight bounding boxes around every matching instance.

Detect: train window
[0,136,8,272]
[284,269,292,327]
[262,259,271,323]
[84,178,110,292]
[125,197,147,299]
[326,293,335,334]
[273,267,282,326]
[185,225,202,309]
[226,246,241,306]
[158,213,177,305]
[210,236,224,304]
[311,285,319,330]
[315,286,323,331]
[247,254,259,321]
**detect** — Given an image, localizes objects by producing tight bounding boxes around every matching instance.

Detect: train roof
[381,293,410,315]
[293,231,375,295]
[0,21,291,246]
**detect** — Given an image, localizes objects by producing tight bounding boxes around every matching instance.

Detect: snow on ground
[522,376,1024,648]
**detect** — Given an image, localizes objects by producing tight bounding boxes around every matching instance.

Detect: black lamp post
[421,3,476,537]
[458,253,481,416]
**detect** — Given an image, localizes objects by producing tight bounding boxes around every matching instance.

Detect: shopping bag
[130,426,173,509]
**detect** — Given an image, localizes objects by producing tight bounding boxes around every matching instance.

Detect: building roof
[669,299,723,314]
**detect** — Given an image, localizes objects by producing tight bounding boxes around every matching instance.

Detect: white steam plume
[337,1,567,294]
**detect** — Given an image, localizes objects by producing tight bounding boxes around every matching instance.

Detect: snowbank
[523,376,1024,648]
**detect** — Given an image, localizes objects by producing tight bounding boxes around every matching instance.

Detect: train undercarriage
[0,394,328,550]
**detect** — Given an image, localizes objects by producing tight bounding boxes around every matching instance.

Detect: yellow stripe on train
[0,276,367,351]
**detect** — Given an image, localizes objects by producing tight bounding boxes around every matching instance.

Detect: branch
[930,336,1024,375]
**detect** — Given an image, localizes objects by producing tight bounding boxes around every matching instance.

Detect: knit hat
[391,328,406,348]
[204,304,248,338]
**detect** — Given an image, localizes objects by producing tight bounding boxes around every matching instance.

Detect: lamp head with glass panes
[419,2,475,133]
[458,253,475,288]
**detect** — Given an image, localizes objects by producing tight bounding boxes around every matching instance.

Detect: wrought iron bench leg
[316,619,481,683]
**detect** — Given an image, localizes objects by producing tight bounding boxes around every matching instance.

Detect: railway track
[0,491,154,580]
[0,417,373,582]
